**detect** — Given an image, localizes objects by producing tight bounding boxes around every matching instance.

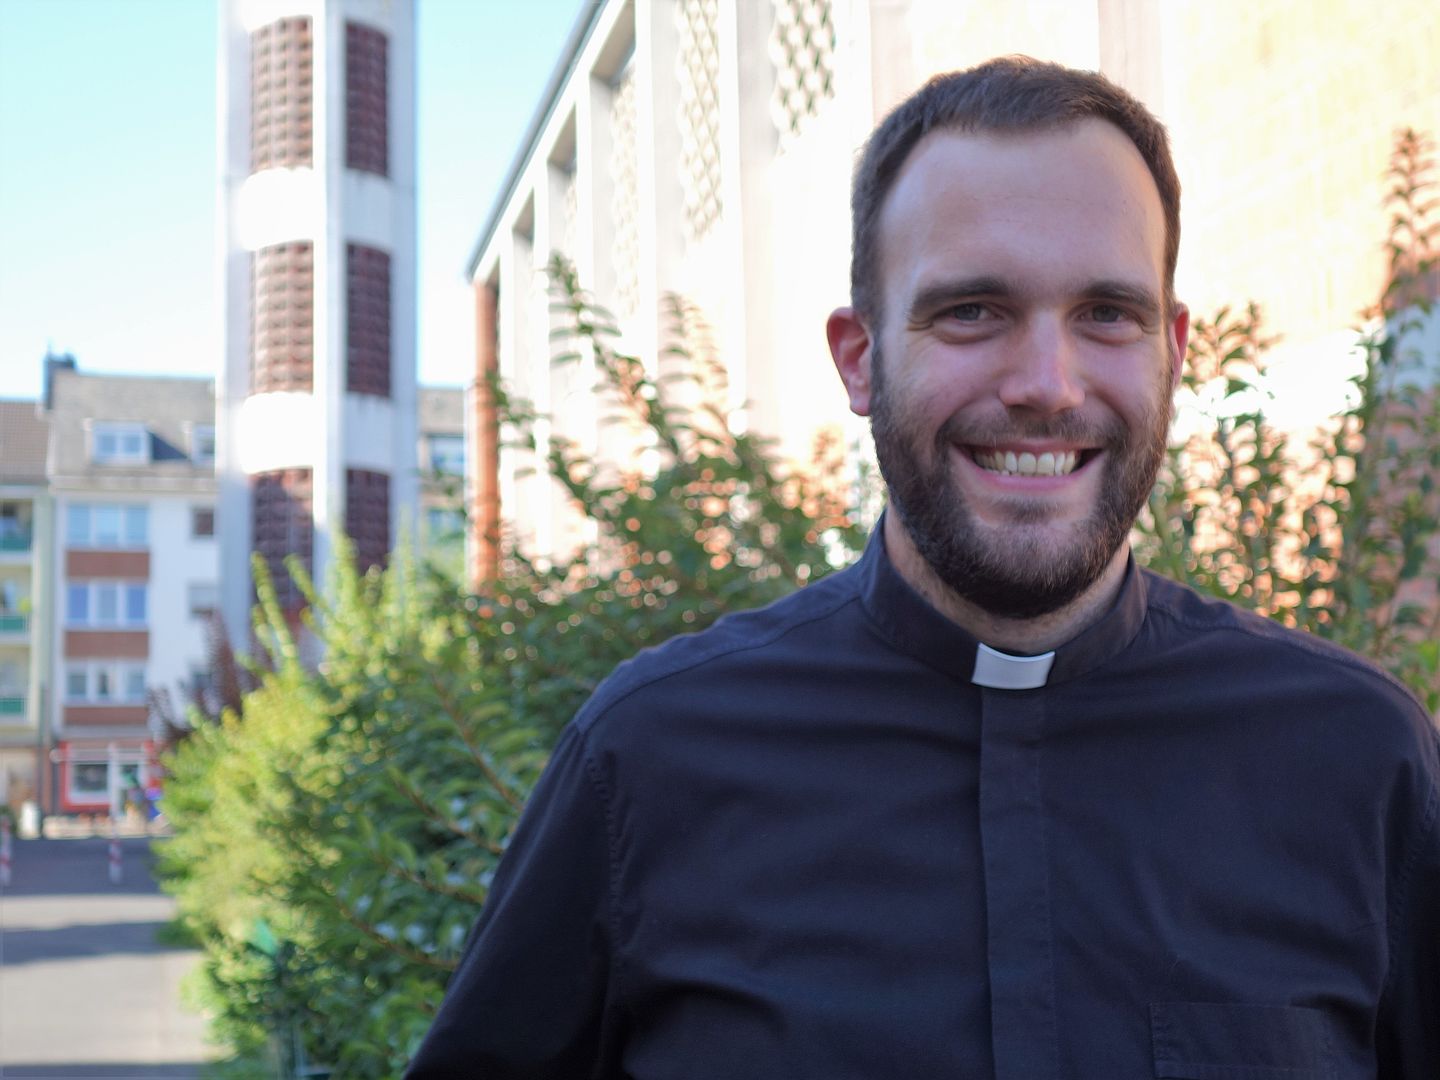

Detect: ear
[827,306,876,417]
[1166,302,1190,385]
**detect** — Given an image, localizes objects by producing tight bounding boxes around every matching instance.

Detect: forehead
[875,119,1167,310]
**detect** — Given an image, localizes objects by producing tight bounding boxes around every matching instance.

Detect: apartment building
[418,386,465,566]
[0,399,51,812]
[467,0,1440,578]
[42,359,219,815]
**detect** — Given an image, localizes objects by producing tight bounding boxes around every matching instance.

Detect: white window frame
[69,761,111,799]
[65,503,148,549]
[427,434,465,476]
[189,423,216,464]
[64,580,147,629]
[63,661,148,704]
[187,582,218,620]
[91,422,150,465]
[191,505,215,538]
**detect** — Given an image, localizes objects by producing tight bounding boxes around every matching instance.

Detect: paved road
[0,837,213,1078]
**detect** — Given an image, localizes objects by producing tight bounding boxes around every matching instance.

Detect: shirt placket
[977,688,1059,1080]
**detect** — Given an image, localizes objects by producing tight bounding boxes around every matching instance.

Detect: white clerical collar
[971,642,1056,690]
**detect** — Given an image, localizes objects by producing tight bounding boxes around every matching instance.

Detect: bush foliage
[158,261,866,1077]
[1136,129,1440,710]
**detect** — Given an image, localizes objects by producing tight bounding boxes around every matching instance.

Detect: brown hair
[850,55,1181,323]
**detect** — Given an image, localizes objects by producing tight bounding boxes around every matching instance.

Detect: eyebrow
[905,276,1163,325]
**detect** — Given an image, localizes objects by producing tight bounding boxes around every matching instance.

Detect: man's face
[848,120,1188,619]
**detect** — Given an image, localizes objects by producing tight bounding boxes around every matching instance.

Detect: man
[408,57,1439,1078]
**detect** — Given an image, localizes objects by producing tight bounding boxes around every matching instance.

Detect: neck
[882,512,1130,655]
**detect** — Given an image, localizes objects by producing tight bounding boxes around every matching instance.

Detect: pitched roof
[46,369,216,488]
[0,400,50,484]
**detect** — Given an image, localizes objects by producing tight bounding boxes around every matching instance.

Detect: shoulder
[570,563,865,738]
[1140,567,1433,728]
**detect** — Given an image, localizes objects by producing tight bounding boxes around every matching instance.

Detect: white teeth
[973,449,1081,477]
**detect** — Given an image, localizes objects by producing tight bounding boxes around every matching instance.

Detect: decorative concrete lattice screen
[609,64,641,320]
[562,167,578,262]
[677,0,722,243]
[768,0,835,142]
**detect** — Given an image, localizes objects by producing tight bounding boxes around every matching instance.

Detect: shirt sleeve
[405,723,620,1078]
[1376,740,1440,1079]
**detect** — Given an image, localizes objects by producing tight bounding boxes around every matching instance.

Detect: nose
[996,319,1085,414]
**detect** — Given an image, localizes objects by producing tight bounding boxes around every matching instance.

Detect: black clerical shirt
[407,527,1440,1079]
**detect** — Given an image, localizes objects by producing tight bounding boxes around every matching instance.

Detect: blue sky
[0,0,584,399]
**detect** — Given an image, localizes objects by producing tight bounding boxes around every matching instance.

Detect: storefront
[53,740,157,816]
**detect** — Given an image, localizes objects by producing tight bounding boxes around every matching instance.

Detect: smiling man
[408,57,1440,1079]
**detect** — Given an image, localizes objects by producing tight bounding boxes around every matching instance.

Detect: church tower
[216,0,416,640]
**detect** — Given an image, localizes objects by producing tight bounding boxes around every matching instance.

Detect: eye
[1089,304,1129,324]
[948,302,990,322]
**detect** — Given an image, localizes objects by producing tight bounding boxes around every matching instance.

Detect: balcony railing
[0,695,24,717]
[0,613,28,634]
[0,532,32,552]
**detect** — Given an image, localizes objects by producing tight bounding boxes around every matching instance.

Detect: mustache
[936,410,1130,449]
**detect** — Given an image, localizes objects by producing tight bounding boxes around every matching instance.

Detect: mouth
[968,446,1098,478]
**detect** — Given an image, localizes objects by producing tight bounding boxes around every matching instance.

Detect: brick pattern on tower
[347,243,392,397]
[346,468,390,572]
[251,468,314,611]
[251,17,313,171]
[251,242,315,393]
[346,22,389,176]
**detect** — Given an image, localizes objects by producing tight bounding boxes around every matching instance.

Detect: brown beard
[869,343,1172,620]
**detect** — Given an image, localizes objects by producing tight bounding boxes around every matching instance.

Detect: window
[192,506,215,538]
[124,506,147,545]
[426,507,464,541]
[125,584,146,624]
[427,434,465,477]
[91,422,149,465]
[67,503,147,548]
[72,762,108,797]
[188,583,218,619]
[95,506,121,546]
[191,425,216,464]
[65,581,147,628]
[65,505,89,545]
[65,662,148,704]
[96,584,118,624]
[66,584,89,623]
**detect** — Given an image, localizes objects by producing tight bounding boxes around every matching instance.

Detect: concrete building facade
[216,0,417,643]
[465,0,1440,576]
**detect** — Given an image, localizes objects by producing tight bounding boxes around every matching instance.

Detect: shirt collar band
[971,643,1056,690]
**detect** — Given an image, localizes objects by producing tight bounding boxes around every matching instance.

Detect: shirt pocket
[1150,1002,1338,1079]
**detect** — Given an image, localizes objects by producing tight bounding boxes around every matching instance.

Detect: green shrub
[160,258,867,1076]
[1137,129,1439,710]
